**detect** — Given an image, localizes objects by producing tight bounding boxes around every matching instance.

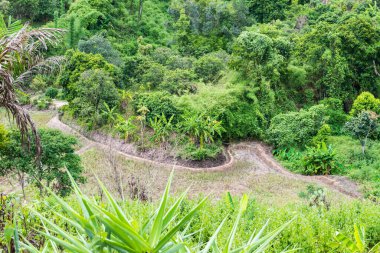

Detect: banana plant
[332,224,380,253]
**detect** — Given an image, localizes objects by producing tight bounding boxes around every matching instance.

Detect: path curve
[47,112,362,199]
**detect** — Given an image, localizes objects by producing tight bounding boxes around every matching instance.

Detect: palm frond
[0,21,65,158]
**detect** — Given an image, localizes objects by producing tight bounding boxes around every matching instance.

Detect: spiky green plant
[18,172,294,252]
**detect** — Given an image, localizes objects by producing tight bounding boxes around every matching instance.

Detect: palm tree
[0,19,65,158]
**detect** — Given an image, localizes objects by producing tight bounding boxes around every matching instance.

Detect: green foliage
[179,113,225,149]
[350,92,380,116]
[344,111,379,154]
[3,179,380,252]
[301,142,340,175]
[78,35,123,66]
[16,174,295,253]
[115,116,137,142]
[32,96,52,110]
[30,75,48,92]
[7,0,68,22]
[69,69,120,129]
[169,0,251,55]
[45,87,59,99]
[132,92,180,122]
[319,98,348,133]
[180,142,222,161]
[194,53,225,83]
[58,50,121,100]
[0,129,84,196]
[15,89,30,105]
[295,11,380,103]
[268,105,328,149]
[140,62,166,88]
[333,224,380,253]
[219,100,265,140]
[299,185,330,209]
[149,114,175,143]
[312,124,332,146]
[247,0,289,23]
[160,69,196,95]
[0,124,8,149]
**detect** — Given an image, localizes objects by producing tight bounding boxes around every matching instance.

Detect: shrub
[32,96,52,110]
[140,62,166,88]
[30,75,47,91]
[311,124,332,146]
[132,92,180,122]
[166,55,194,70]
[179,113,225,149]
[0,124,8,149]
[45,87,59,99]
[268,104,328,148]
[58,50,121,100]
[301,142,341,175]
[18,175,292,252]
[319,98,348,133]
[0,129,84,197]
[78,35,123,66]
[180,142,222,160]
[299,185,330,209]
[350,92,380,115]
[69,69,120,128]
[219,100,266,140]
[344,111,378,154]
[160,69,196,95]
[150,47,176,65]
[194,53,225,83]
[15,89,30,105]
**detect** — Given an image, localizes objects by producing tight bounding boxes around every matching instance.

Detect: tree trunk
[130,0,134,14]
[138,0,144,21]
[361,139,366,155]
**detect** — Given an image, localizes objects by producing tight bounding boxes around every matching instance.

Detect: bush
[45,87,59,99]
[30,75,47,91]
[15,89,30,105]
[180,142,222,160]
[58,50,121,100]
[32,96,52,110]
[350,92,380,115]
[194,53,225,83]
[311,124,332,146]
[166,55,194,70]
[132,92,180,122]
[301,142,341,175]
[220,100,266,140]
[0,124,8,149]
[78,35,123,67]
[160,69,196,95]
[140,62,166,88]
[319,98,348,133]
[268,104,328,148]
[68,69,120,128]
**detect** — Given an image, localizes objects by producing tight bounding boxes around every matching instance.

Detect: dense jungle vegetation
[0,0,380,252]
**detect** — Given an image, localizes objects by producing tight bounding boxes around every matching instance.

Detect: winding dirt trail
[46,112,362,199]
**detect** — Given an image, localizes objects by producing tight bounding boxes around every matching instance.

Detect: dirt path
[46,113,362,199]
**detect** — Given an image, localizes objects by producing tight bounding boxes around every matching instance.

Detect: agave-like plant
[0,17,65,157]
[17,172,295,253]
